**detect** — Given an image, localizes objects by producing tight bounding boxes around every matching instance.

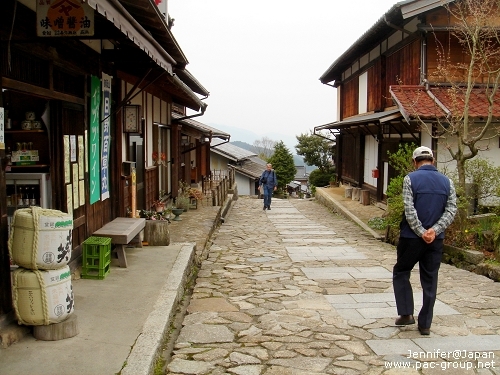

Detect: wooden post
[33,314,79,341]
[361,190,370,206]
[352,187,361,201]
[144,221,170,246]
[345,187,353,198]
[130,167,136,217]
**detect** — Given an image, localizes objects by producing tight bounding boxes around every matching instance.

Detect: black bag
[262,178,267,184]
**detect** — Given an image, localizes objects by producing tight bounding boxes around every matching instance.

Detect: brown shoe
[395,315,415,326]
[418,326,430,335]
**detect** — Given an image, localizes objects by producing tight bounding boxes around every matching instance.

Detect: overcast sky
[168,0,398,151]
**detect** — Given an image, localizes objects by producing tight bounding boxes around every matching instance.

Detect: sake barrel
[12,266,75,326]
[9,207,73,270]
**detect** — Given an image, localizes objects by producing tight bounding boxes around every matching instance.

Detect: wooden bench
[93,217,146,268]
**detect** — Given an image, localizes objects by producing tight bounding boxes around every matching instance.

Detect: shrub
[309,169,332,187]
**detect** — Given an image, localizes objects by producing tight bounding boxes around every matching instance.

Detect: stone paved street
[167,197,500,375]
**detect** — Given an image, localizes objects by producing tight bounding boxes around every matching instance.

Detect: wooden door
[50,101,111,268]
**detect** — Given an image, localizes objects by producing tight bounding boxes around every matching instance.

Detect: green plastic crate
[82,236,111,280]
[82,262,110,280]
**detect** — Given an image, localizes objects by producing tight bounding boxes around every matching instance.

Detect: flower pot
[171,208,184,221]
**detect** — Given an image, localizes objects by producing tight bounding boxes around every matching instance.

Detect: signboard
[37,0,94,37]
[101,74,111,201]
[0,107,4,150]
[89,75,100,204]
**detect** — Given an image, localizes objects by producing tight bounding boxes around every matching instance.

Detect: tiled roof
[210,141,257,161]
[390,85,500,122]
[172,113,230,140]
[232,159,263,179]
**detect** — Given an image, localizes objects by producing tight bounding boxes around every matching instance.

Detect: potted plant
[152,200,165,212]
[177,180,191,211]
[176,196,190,212]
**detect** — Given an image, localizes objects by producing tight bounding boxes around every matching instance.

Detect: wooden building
[315,0,500,203]
[0,0,222,329]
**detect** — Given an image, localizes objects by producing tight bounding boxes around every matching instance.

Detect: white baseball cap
[412,146,433,159]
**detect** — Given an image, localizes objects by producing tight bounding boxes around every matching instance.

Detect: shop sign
[0,108,4,150]
[89,75,100,204]
[101,74,112,201]
[37,0,94,37]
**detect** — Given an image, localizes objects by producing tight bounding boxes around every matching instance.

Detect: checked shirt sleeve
[402,175,426,237]
[431,179,457,236]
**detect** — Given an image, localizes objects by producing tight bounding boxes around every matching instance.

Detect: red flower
[152,151,158,161]
[155,0,162,5]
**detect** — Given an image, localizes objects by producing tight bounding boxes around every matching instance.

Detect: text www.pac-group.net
[385,350,497,371]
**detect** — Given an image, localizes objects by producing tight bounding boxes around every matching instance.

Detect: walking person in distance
[259,163,278,210]
[393,146,457,335]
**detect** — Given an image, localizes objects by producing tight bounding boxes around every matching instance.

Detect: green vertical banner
[89,75,101,204]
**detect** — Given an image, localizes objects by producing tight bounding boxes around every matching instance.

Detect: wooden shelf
[7,165,49,169]
[5,130,45,134]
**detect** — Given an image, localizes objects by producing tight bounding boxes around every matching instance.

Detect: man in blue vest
[259,163,278,210]
[393,146,457,335]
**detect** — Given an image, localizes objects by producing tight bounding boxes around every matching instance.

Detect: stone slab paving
[286,246,367,261]
[325,292,460,321]
[302,266,392,280]
[167,197,500,375]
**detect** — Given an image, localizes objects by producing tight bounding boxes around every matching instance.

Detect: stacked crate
[81,236,111,280]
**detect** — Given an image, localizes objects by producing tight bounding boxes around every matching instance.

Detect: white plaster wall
[364,135,378,187]
[436,130,500,206]
[235,173,253,195]
[210,153,228,171]
[358,72,368,114]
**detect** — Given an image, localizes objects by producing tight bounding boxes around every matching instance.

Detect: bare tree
[253,136,277,160]
[421,0,500,194]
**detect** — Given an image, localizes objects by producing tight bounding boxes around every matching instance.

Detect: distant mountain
[202,122,299,153]
[230,141,316,172]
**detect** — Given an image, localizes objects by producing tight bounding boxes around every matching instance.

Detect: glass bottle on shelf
[6,184,13,206]
[24,187,30,206]
[17,186,24,206]
[30,186,37,206]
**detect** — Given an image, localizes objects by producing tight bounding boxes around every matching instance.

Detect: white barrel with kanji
[12,266,75,326]
[8,207,73,270]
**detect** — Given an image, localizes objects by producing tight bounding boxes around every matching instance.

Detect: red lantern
[372,169,379,178]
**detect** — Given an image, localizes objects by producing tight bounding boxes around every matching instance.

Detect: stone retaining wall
[443,245,500,282]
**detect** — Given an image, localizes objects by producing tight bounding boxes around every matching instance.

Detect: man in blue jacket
[393,146,457,335]
[259,163,278,210]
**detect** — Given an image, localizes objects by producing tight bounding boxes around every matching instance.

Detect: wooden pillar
[0,80,13,317]
[171,124,180,198]
[360,190,370,206]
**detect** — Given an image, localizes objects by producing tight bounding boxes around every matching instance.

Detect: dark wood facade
[315,0,479,204]
[0,0,214,327]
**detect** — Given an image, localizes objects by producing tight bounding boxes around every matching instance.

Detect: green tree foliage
[379,144,416,243]
[268,141,296,191]
[464,158,500,204]
[308,169,331,188]
[295,131,335,173]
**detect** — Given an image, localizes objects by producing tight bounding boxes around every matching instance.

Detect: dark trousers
[393,237,443,328]
[263,186,273,208]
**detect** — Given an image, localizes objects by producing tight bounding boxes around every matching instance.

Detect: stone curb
[121,243,196,375]
[315,188,384,240]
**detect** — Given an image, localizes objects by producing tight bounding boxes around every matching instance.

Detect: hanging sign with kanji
[37,0,94,37]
